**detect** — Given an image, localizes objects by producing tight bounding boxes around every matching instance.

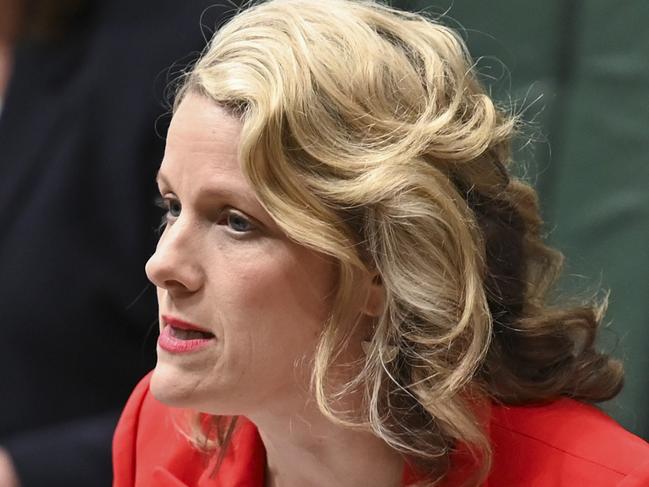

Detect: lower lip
[158,325,214,354]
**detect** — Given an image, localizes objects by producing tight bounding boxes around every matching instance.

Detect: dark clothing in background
[0,1,234,485]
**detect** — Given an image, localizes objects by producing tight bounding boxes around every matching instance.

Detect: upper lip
[162,315,213,335]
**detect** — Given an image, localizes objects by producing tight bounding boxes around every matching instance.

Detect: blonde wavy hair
[174,0,623,484]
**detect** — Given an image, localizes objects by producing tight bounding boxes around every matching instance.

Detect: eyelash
[153,196,256,236]
[154,196,169,235]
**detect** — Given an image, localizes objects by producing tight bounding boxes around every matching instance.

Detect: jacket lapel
[213,419,267,487]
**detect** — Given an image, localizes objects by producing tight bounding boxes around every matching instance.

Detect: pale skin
[0,449,19,487]
[146,93,405,487]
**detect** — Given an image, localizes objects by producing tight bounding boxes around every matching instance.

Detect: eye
[219,209,255,234]
[167,199,182,218]
[154,196,181,233]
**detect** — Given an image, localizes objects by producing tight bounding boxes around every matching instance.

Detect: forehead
[168,93,241,147]
[159,94,245,186]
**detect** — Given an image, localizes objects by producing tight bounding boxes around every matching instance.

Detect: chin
[150,360,244,415]
[150,362,195,408]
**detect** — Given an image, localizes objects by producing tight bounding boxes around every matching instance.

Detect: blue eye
[154,196,181,234]
[167,199,181,218]
[222,210,254,233]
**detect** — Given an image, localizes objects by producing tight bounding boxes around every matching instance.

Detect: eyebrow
[157,169,250,199]
[155,169,270,222]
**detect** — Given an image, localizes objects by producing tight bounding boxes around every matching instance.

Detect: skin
[146,94,404,487]
[0,448,19,487]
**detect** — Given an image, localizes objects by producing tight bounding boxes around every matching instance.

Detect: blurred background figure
[394,0,649,440]
[0,0,235,485]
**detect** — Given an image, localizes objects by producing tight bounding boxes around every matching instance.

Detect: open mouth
[168,326,215,340]
[158,324,215,353]
[158,315,217,353]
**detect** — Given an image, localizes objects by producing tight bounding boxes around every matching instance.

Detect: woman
[112,0,649,485]
[0,0,232,486]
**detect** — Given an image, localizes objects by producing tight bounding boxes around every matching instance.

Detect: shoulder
[488,398,649,486]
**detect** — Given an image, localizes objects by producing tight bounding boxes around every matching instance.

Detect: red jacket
[113,374,649,486]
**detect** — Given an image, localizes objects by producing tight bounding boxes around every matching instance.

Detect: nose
[145,223,204,295]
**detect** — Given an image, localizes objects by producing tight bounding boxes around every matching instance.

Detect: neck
[249,399,405,487]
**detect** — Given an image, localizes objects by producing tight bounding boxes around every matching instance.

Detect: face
[146,94,337,416]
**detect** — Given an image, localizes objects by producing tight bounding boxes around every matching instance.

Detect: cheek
[216,247,334,375]
[219,242,333,322]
